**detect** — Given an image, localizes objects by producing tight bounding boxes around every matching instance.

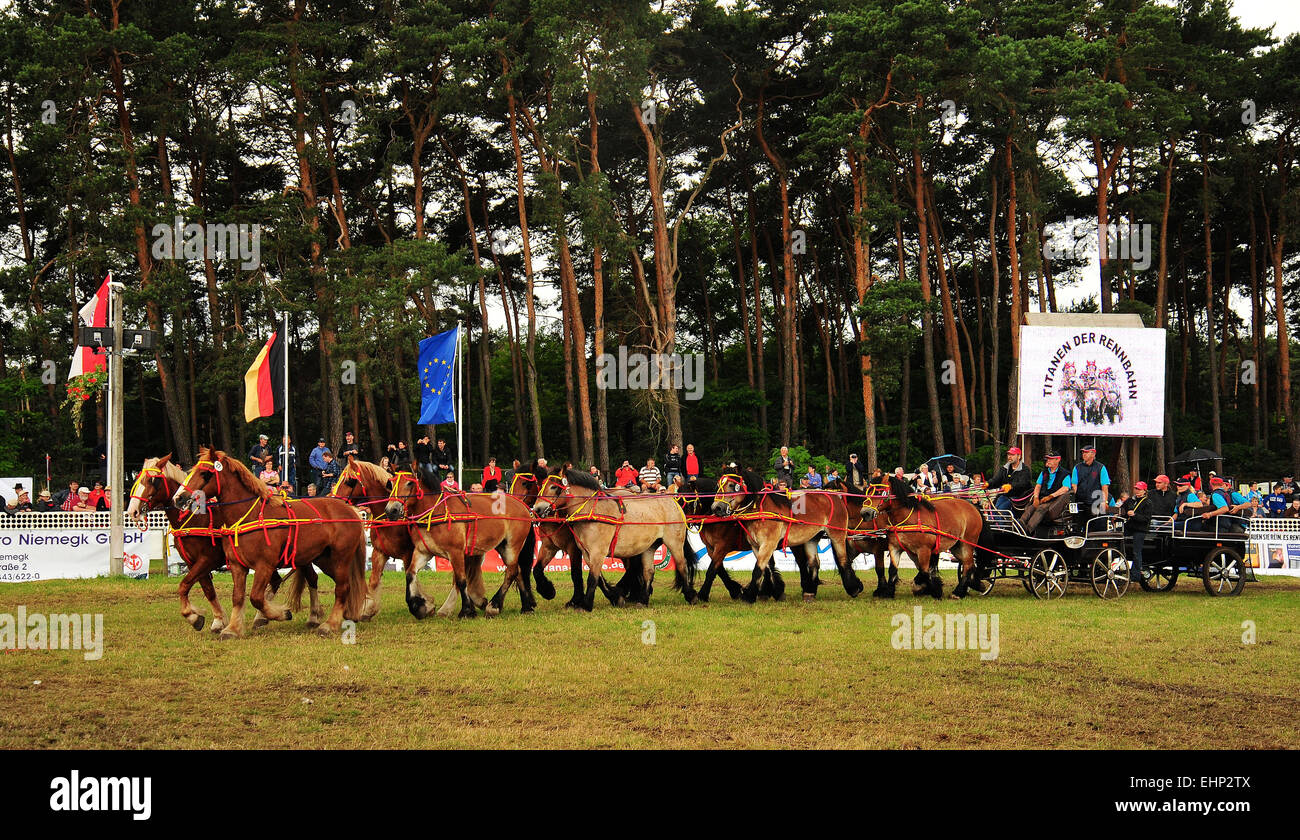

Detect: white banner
[1018,325,1166,437]
[0,528,158,582]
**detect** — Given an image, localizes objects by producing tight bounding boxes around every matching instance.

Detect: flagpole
[283,312,290,486]
[456,322,463,488]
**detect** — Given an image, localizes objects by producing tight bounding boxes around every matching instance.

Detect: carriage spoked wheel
[1201,546,1245,597]
[1138,565,1178,592]
[973,569,995,596]
[1029,549,1068,600]
[1090,548,1130,600]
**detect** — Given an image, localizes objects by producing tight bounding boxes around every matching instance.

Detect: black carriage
[1133,515,1250,596]
[974,506,1131,600]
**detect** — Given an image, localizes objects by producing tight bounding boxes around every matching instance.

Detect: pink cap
[1134,481,1147,491]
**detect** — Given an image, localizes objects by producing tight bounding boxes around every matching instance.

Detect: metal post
[455,322,463,488]
[108,277,124,576]
[283,313,290,485]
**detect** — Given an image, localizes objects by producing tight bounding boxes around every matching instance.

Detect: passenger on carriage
[1021,450,1070,534]
[987,446,1033,512]
[1146,474,1177,519]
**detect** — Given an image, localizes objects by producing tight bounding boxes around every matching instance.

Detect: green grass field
[2,565,1298,749]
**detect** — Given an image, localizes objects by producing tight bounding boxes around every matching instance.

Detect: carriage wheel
[1029,549,1068,600]
[1090,548,1129,600]
[1138,565,1178,592]
[1201,547,1245,597]
[974,569,995,596]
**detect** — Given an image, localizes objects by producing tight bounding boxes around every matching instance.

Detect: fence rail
[0,511,169,530]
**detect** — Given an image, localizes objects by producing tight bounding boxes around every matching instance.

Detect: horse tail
[285,569,307,612]
[344,541,367,621]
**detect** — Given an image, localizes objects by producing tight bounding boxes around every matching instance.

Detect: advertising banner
[0,528,158,582]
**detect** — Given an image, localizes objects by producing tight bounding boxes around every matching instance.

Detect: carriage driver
[1020,450,1071,534]
[1068,445,1110,529]
[987,446,1033,512]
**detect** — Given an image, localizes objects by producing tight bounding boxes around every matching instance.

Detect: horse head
[127,453,177,526]
[711,470,758,517]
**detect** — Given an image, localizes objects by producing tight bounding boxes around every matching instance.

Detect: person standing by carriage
[988,447,1033,512]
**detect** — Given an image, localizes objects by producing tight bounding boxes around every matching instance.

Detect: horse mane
[214,450,283,507]
[564,468,601,491]
[352,459,393,488]
[416,465,441,492]
[159,458,188,487]
[520,459,547,481]
[889,475,935,511]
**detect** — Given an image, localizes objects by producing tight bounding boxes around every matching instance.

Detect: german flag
[243,331,285,422]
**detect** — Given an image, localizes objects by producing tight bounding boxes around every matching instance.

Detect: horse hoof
[458,610,478,620]
[283,610,293,622]
[252,616,269,629]
[316,624,334,638]
[802,592,816,602]
[218,629,240,641]
[305,617,321,629]
[209,620,224,634]
[187,613,205,631]
[485,604,500,617]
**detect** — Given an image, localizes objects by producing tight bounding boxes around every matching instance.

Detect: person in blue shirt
[1021,450,1071,533]
[1265,488,1288,516]
[1068,446,1110,528]
[308,437,329,492]
[804,465,823,489]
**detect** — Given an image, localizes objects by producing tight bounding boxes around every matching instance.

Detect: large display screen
[1017,325,1166,437]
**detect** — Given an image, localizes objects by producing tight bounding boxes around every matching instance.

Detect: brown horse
[126,455,307,631]
[678,476,807,601]
[532,468,697,610]
[172,448,367,637]
[711,470,864,601]
[841,486,898,598]
[383,469,536,618]
[862,476,990,599]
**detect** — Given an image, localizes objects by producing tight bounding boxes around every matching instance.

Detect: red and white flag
[68,272,110,379]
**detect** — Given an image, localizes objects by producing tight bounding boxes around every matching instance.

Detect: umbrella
[1172,448,1221,464]
[926,454,967,475]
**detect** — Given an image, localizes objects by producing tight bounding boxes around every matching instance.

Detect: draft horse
[532,468,697,610]
[711,471,864,601]
[384,469,536,618]
[679,476,808,602]
[172,448,368,637]
[127,454,307,631]
[862,476,992,599]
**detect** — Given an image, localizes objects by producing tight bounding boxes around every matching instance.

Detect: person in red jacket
[684,444,701,479]
[482,457,503,490]
[615,460,639,487]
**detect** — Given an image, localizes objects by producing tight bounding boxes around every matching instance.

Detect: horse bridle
[179,458,222,501]
[385,470,425,515]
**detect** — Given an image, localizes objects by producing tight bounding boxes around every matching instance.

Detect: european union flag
[418,326,459,425]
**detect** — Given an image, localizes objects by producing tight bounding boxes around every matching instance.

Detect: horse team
[125,449,999,639]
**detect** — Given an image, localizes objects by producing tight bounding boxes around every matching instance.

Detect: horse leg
[697,545,721,603]
[489,535,525,616]
[361,546,386,620]
[872,542,888,597]
[580,531,614,612]
[405,539,436,619]
[663,531,696,604]
[177,556,212,630]
[915,547,943,600]
[741,535,779,603]
[950,543,976,600]
[467,554,488,609]
[247,565,288,632]
[196,570,226,633]
[444,547,475,619]
[563,542,587,610]
[219,563,249,640]
[301,564,323,628]
[829,532,863,597]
